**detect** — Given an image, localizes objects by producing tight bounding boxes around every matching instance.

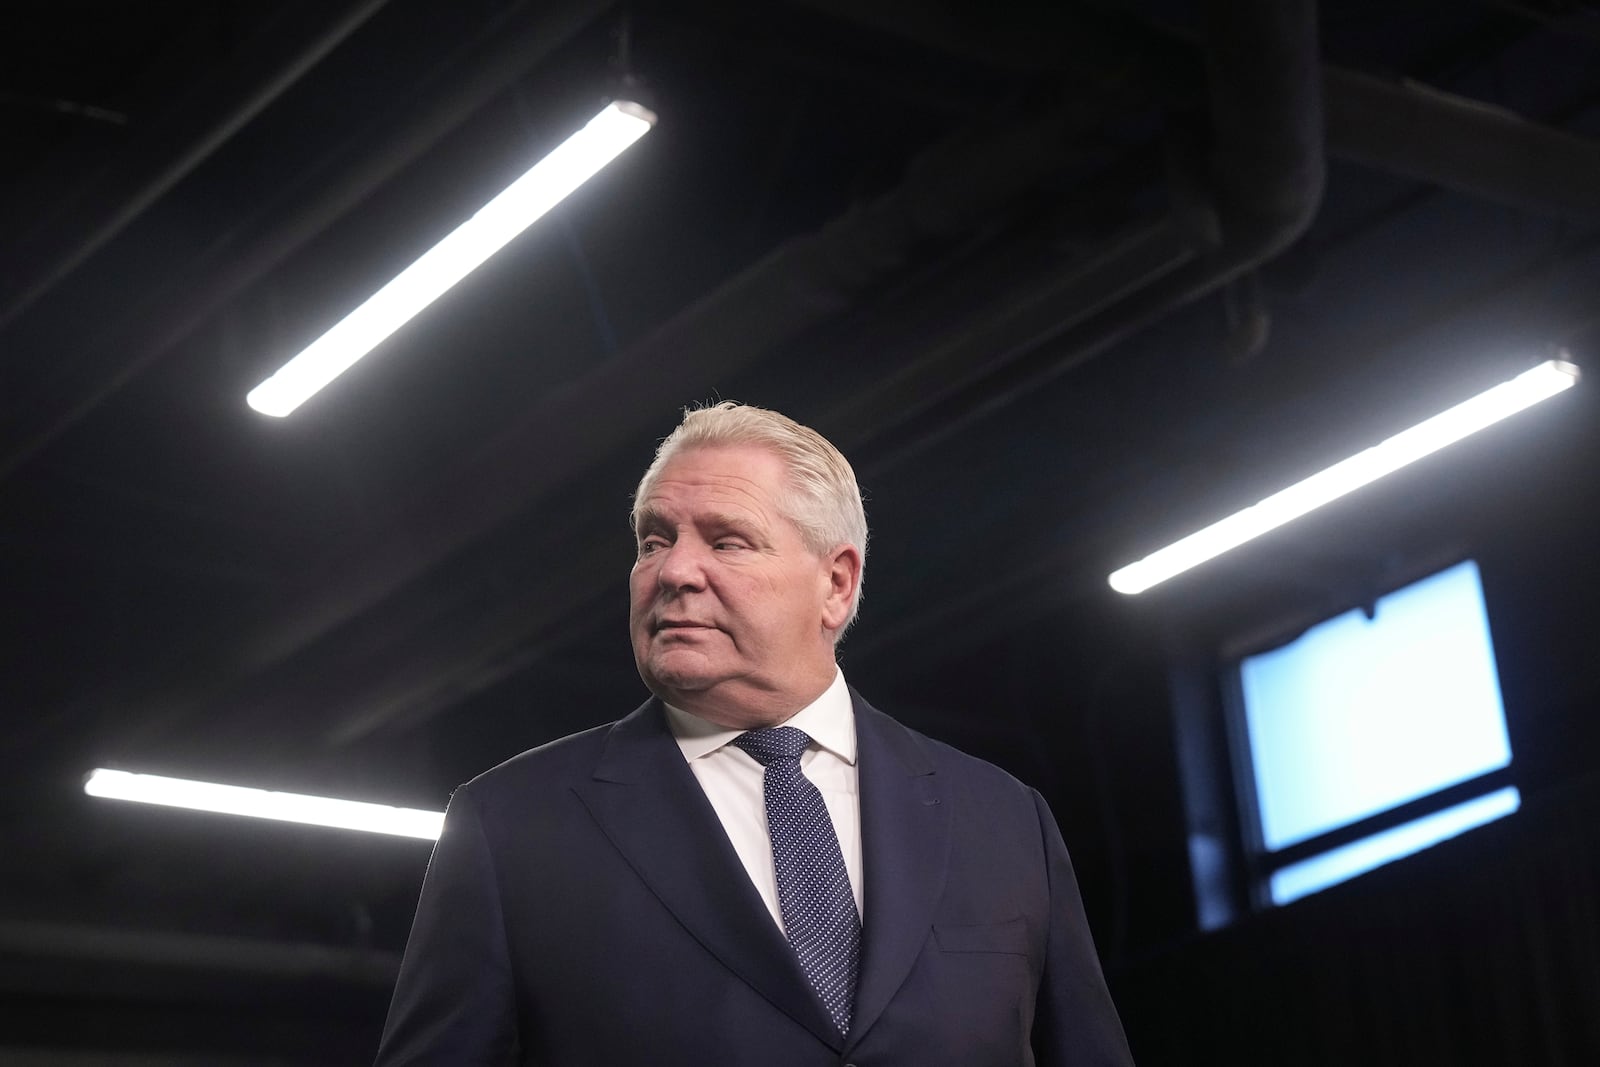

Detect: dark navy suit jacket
[375,690,1134,1066]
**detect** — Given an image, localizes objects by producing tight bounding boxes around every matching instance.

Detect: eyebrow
[634,507,669,537]
[699,511,760,535]
[633,508,766,542]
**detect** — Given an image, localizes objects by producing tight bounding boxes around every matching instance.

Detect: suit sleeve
[1030,789,1136,1066]
[374,786,521,1066]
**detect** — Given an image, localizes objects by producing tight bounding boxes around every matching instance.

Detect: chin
[642,657,721,697]
[648,675,709,698]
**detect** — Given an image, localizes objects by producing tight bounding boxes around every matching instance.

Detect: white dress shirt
[664,668,863,931]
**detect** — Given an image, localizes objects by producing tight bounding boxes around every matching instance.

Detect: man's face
[629,445,858,728]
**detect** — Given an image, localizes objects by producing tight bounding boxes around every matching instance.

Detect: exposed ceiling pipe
[1324,65,1600,225]
[1196,1,1326,261]
[0,0,394,332]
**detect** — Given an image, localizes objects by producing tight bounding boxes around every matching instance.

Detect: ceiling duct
[1324,65,1600,225]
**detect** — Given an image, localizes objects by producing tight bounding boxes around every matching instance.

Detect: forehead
[639,445,790,516]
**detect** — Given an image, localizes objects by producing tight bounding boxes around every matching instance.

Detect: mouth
[655,620,715,634]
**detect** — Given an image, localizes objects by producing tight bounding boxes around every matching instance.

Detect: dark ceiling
[4,0,1600,1062]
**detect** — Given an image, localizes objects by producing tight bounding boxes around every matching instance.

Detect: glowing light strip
[247,100,657,417]
[85,768,443,840]
[1109,359,1581,595]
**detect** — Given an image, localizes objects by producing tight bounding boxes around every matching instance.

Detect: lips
[656,619,714,633]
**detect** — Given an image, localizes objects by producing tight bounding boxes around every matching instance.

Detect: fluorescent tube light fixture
[247,100,657,417]
[1109,358,1581,595]
[85,768,444,840]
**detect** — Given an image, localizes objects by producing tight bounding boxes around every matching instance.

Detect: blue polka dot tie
[731,727,861,1037]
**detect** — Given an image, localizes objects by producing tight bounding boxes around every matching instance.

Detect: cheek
[628,569,656,617]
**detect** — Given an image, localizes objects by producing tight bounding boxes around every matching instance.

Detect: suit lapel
[571,700,842,1049]
[847,692,950,1047]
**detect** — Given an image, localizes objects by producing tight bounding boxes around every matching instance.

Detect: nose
[655,538,709,592]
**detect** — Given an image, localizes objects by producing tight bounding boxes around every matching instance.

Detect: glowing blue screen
[1239,560,1515,898]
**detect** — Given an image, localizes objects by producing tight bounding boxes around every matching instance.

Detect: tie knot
[731,726,812,766]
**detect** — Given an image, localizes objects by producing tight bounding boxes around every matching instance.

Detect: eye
[638,535,669,556]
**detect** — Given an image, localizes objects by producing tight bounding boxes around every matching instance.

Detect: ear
[819,544,863,633]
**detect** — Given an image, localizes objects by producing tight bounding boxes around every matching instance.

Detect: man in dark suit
[375,402,1134,1066]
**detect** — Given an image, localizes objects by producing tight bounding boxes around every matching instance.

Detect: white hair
[632,402,868,637]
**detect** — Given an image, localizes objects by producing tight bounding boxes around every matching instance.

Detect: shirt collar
[665,668,856,765]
